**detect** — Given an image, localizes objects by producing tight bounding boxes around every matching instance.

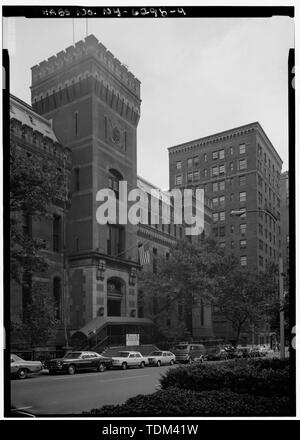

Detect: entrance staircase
[70,316,155,353]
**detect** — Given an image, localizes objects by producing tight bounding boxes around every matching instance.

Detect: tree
[10,145,65,283]
[137,238,226,339]
[138,239,278,345]
[11,283,59,348]
[212,260,278,345]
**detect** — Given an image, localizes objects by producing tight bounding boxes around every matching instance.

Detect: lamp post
[230,208,285,359]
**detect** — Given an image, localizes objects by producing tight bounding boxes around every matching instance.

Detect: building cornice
[168,122,283,166]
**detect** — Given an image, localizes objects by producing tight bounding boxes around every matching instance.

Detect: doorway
[107,299,121,317]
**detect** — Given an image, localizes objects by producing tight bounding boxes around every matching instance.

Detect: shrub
[84,387,290,417]
[247,358,290,371]
[159,360,289,397]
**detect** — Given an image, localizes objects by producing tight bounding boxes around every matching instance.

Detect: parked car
[235,347,252,358]
[147,351,175,367]
[11,354,43,379]
[258,346,270,357]
[224,346,237,359]
[44,351,112,375]
[205,347,229,361]
[172,343,206,364]
[249,347,262,358]
[111,351,149,370]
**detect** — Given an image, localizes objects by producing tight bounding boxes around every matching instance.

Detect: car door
[79,354,91,370]
[88,353,100,369]
[128,353,136,366]
[10,356,18,374]
[135,353,143,366]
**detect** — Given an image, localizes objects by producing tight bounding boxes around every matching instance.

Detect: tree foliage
[10,145,65,283]
[138,239,278,344]
[213,261,278,344]
[11,283,59,348]
[138,238,226,337]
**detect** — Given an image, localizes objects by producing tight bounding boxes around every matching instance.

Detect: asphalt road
[10,365,177,416]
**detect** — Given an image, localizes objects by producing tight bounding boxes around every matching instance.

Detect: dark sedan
[205,348,229,361]
[44,351,112,375]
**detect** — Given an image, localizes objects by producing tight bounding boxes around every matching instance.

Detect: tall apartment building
[168,122,283,343]
[280,171,289,277]
[169,122,282,270]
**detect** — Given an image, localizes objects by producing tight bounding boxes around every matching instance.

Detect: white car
[111,351,148,370]
[147,351,175,367]
[11,354,43,379]
[258,346,271,357]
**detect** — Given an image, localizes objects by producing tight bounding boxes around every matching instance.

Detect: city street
[10,365,177,416]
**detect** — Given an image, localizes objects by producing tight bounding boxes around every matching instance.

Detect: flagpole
[116,240,150,259]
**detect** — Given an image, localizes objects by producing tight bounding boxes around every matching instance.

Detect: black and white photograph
[2,3,296,421]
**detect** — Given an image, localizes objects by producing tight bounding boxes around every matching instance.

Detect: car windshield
[63,352,82,359]
[174,345,188,350]
[150,352,163,356]
[11,354,23,362]
[116,352,130,357]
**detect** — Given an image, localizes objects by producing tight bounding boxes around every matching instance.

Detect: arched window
[53,277,61,319]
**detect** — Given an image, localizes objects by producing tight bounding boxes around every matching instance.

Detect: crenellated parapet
[31,34,141,100]
[10,94,72,167]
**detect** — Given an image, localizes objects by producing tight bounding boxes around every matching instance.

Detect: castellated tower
[31,35,142,333]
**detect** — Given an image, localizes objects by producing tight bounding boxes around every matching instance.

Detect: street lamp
[230,208,285,359]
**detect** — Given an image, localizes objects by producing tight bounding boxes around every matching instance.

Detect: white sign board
[126,334,139,346]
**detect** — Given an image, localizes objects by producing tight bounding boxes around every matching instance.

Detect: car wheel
[156,360,161,367]
[121,362,127,370]
[169,359,174,365]
[140,362,145,368]
[17,368,28,379]
[97,363,106,373]
[67,364,76,375]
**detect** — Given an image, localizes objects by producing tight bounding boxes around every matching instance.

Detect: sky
[3,15,294,189]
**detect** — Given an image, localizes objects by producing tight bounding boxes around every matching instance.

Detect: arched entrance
[107,277,125,317]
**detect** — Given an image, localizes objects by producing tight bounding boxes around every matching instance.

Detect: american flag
[138,242,151,266]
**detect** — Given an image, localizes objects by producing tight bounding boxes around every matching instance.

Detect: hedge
[84,387,290,417]
[159,359,290,397]
[246,358,290,371]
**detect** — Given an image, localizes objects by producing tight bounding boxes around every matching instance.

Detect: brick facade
[168,122,283,343]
